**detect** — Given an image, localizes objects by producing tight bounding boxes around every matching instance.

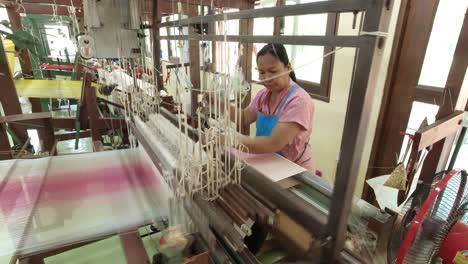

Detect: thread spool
[78,35,94,60]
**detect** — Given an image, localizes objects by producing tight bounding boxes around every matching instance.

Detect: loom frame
[151,0,386,262]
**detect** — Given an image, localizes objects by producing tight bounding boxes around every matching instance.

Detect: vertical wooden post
[0,14,19,159]
[42,117,55,154]
[239,0,254,134]
[7,6,48,153]
[18,256,45,264]
[273,0,285,36]
[166,16,173,59]
[208,20,216,72]
[189,5,201,125]
[79,74,90,129]
[82,73,101,141]
[0,37,28,143]
[152,0,165,91]
[0,123,11,160]
[323,0,386,260]
[119,231,151,264]
[6,6,43,113]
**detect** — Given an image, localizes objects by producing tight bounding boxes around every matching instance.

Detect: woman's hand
[202,91,256,129]
[238,122,301,153]
[199,129,227,146]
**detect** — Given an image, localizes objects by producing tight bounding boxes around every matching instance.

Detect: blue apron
[256,84,299,155]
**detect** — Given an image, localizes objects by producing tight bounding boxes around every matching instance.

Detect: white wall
[354,1,401,196]
[304,3,401,196]
[0,8,12,33]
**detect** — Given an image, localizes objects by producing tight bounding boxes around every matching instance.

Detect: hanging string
[15,0,25,13]
[68,0,80,35]
[52,0,58,21]
[116,8,388,202]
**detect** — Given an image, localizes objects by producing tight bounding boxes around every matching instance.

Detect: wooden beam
[93,140,103,151]
[159,1,190,15]
[21,0,82,6]
[0,112,51,123]
[159,0,370,27]
[239,0,254,134]
[416,111,464,151]
[414,85,445,105]
[324,0,386,259]
[152,0,164,91]
[207,13,216,73]
[55,130,91,141]
[159,34,364,48]
[239,1,254,85]
[19,3,83,16]
[188,6,201,124]
[51,118,75,129]
[419,10,468,180]
[155,0,245,14]
[119,231,150,264]
[362,0,439,202]
[0,37,29,142]
[273,0,285,35]
[24,238,106,259]
[168,0,245,8]
[18,256,45,264]
[0,123,11,160]
[82,73,100,141]
[320,13,338,102]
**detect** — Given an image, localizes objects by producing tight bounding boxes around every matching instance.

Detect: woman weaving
[233,43,316,174]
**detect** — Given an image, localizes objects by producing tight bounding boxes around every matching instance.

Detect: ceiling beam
[21,0,82,6]
[154,0,250,15]
[2,0,253,23]
[19,2,83,16]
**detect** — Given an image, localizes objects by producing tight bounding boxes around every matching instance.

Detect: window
[399,101,439,163]
[215,8,239,74]
[44,24,76,60]
[283,0,336,101]
[451,128,468,169]
[284,0,327,84]
[251,0,337,102]
[160,15,180,61]
[418,0,468,88]
[251,2,274,79]
[0,8,12,34]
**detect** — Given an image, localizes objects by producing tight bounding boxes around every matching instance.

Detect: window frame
[282,12,338,103]
[162,4,338,102]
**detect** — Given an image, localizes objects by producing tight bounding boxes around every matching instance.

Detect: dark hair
[256,43,296,82]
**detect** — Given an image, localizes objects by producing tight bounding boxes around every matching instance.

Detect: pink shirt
[247,80,316,173]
